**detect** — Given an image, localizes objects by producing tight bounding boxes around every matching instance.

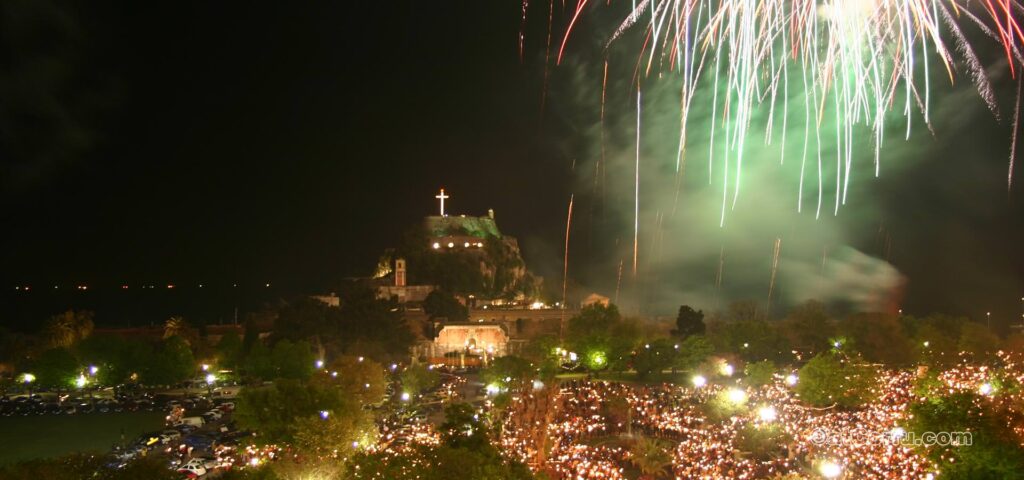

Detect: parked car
[175,457,217,478]
[175,415,204,425]
[159,430,182,444]
[180,434,216,451]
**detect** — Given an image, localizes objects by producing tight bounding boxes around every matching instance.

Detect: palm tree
[46,310,94,348]
[163,316,189,340]
[629,436,672,479]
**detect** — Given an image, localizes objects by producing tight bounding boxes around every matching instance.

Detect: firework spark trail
[562,194,575,310]
[767,237,782,309]
[715,245,725,293]
[520,0,530,63]
[614,259,625,304]
[541,0,555,116]
[634,89,642,277]
[550,0,1024,220]
[557,0,592,65]
[1011,76,1022,190]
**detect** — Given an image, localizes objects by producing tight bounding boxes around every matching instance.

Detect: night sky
[1,1,1023,327]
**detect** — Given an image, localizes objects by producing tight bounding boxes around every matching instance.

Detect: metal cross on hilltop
[435,188,449,217]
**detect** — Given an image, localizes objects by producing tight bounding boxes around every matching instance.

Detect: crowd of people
[494,355,1024,479]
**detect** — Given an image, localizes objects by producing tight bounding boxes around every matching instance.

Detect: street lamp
[22,373,35,397]
[205,373,216,396]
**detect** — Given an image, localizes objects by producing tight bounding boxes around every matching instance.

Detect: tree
[958,322,1000,359]
[271,339,315,379]
[567,304,622,338]
[45,310,94,348]
[674,335,714,372]
[629,437,672,479]
[244,341,277,381]
[400,364,441,396]
[707,316,787,363]
[292,401,377,459]
[32,347,79,389]
[142,336,195,385]
[565,304,639,373]
[439,403,491,451]
[216,331,243,370]
[163,316,196,343]
[838,313,913,365]
[796,352,877,408]
[235,379,351,444]
[672,305,706,338]
[744,360,776,387]
[272,298,331,345]
[324,355,387,406]
[481,355,534,391]
[912,322,960,366]
[336,285,415,361]
[423,290,468,322]
[907,392,1024,479]
[633,338,676,378]
[779,300,834,355]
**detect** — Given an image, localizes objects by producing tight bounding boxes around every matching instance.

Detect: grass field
[0,411,165,465]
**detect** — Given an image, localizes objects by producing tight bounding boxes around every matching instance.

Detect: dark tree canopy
[423,290,468,322]
[673,305,706,338]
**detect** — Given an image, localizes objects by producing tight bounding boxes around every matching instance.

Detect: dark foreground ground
[0,411,164,465]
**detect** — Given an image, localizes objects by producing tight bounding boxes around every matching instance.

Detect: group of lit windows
[431,241,484,249]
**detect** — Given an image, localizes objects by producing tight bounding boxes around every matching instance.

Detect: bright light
[727,388,747,404]
[819,461,842,478]
[743,342,749,348]
[432,242,440,249]
[529,301,545,310]
[485,384,501,395]
[88,365,98,375]
[568,352,578,362]
[331,371,338,378]
[785,374,798,386]
[21,373,35,384]
[201,364,209,372]
[319,410,330,420]
[315,359,324,369]
[692,375,707,388]
[400,392,411,401]
[532,380,545,390]
[923,341,930,348]
[464,242,470,247]
[590,351,607,367]
[364,383,370,389]
[447,242,455,248]
[358,356,364,362]
[980,382,993,395]
[249,458,260,467]
[720,363,734,376]
[75,374,87,389]
[758,406,777,422]
[890,427,906,440]
[833,341,841,348]
[205,373,216,384]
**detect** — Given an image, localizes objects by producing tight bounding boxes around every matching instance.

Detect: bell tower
[395,258,407,287]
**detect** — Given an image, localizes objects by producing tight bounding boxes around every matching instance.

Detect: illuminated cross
[435,188,450,216]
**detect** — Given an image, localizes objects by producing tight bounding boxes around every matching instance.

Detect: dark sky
[1,1,1023,327]
[1,2,572,291]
